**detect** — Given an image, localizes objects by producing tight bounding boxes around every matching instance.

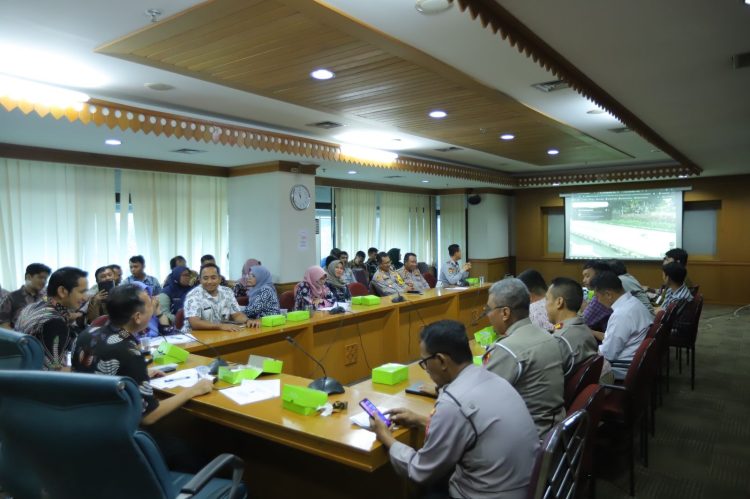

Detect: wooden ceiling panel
[98,0,630,166]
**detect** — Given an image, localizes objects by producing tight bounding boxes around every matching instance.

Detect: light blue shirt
[599,292,652,379]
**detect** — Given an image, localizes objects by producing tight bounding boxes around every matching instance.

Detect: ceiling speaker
[467,194,481,205]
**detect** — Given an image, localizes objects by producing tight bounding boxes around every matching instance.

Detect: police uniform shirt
[484,318,565,437]
[552,316,599,376]
[439,259,469,286]
[397,267,430,291]
[371,269,407,296]
[389,364,539,499]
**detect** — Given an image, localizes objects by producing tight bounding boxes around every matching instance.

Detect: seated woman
[294,266,334,311]
[325,260,352,303]
[157,266,194,324]
[243,265,280,318]
[233,258,260,298]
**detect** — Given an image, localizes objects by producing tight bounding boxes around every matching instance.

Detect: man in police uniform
[483,278,566,438]
[439,244,471,287]
[371,252,408,296]
[369,320,538,499]
[545,277,599,376]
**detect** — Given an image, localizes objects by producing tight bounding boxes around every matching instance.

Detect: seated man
[397,252,430,291]
[338,251,356,284]
[545,277,599,376]
[86,266,116,323]
[660,262,693,309]
[73,284,213,425]
[439,244,471,287]
[590,271,652,380]
[608,260,655,316]
[199,254,228,287]
[581,260,613,339]
[110,264,123,285]
[517,269,554,332]
[369,320,538,499]
[183,263,256,332]
[483,278,565,437]
[365,247,379,280]
[0,263,51,329]
[124,255,162,295]
[14,267,88,370]
[371,252,407,296]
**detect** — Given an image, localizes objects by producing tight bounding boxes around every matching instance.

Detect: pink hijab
[239,259,261,286]
[299,265,327,299]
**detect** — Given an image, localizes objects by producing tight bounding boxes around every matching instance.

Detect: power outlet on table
[344,344,358,366]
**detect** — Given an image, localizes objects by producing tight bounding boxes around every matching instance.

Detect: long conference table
[155,286,489,499]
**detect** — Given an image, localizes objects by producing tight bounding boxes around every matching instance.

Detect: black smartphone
[359,398,391,427]
[99,280,115,292]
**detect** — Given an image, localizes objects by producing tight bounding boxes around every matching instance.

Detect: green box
[473,355,483,366]
[248,355,283,374]
[152,342,189,364]
[372,363,409,385]
[281,384,328,416]
[261,314,286,327]
[361,295,380,306]
[352,296,363,305]
[474,327,497,348]
[466,277,479,286]
[287,310,310,322]
[218,366,263,384]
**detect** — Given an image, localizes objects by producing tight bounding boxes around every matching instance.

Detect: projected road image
[570,220,676,259]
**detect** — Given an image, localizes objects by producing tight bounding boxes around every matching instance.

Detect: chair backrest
[670,293,704,344]
[236,295,249,307]
[646,309,666,338]
[568,385,606,474]
[526,409,589,499]
[352,268,369,287]
[0,327,44,370]
[0,371,178,499]
[564,354,603,410]
[347,282,369,297]
[688,285,700,296]
[90,314,110,327]
[175,308,185,330]
[621,338,658,416]
[279,290,295,311]
[423,272,437,289]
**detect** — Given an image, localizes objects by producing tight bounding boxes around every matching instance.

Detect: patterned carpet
[594,304,750,498]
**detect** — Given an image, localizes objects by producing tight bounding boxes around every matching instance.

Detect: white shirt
[599,292,652,380]
[182,285,241,332]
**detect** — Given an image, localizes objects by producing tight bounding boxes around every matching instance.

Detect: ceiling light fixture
[105,139,122,146]
[0,74,90,110]
[429,110,447,118]
[415,0,453,14]
[547,148,560,156]
[310,69,335,80]
[334,130,414,150]
[347,170,357,175]
[586,109,605,115]
[144,82,175,91]
[0,44,108,88]
[421,180,430,183]
[340,144,398,163]
[552,182,561,186]
[499,133,515,140]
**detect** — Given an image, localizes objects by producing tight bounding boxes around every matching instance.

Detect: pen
[163,375,193,383]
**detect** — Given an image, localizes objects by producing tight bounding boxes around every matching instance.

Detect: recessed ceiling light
[429,110,447,119]
[347,170,357,175]
[547,148,560,156]
[144,82,174,91]
[415,0,453,14]
[310,69,335,80]
[745,0,750,5]
[421,179,430,183]
[499,133,515,140]
[678,174,689,178]
[586,108,605,115]
[105,139,122,146]
[552,182,561,186]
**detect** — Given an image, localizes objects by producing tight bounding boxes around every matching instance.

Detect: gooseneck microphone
[285,335,345,394]
[157,328,228,375]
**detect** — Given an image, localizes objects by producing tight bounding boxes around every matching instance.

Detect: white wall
[467,193,511,259]
[227,171,316,282]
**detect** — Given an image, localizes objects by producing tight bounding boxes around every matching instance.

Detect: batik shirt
[183,286,242,331]
[244,287,281,318]
[0,286,43,327]
[72,323,158,416]
[14,301,72,370]
[294,282,334,311]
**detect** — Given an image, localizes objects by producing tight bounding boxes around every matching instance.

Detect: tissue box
[352,295,380,306]
[218,366,263,384]
[474,327,497,348]
[282,384,328,416]
[248,355,283,374]
[466,277,479,286]
[261,314,286,327]
[372,363,409,385]
[473,355,484,366]
[287,310,310,322]
[152,342,189,364]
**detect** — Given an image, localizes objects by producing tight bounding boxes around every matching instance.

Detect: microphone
[285,335,345,394]
[157,326,228,375]
[391,280,406,303]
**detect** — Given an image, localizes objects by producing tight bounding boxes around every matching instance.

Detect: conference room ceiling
[0,0,746,188]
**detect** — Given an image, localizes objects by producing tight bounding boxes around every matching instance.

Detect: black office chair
[0,370,247,499]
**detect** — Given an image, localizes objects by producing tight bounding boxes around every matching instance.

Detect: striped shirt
[662,284,693,309]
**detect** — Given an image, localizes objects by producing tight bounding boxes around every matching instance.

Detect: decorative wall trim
[229,161,319,177]
[515,163,696,188]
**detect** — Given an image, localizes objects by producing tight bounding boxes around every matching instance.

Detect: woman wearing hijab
[294,266,334,311]
[243,265,280,319]
[157,265,194,323]
[233,258,261,298]
[325,260,352,303]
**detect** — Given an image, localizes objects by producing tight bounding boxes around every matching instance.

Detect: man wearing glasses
[368,320,538,499]
[482,278,566,438]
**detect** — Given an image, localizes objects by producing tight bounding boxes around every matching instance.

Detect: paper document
[444,286,469,291]
[220,379,281,405]
[147,334,197,348]
[151,368,203,389]
[350,406,389,429]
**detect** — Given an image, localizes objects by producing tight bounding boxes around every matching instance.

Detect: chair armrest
[178,453,244,499]
[600,383,627,392]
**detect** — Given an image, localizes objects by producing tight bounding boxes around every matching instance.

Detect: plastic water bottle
[436,280,444,289]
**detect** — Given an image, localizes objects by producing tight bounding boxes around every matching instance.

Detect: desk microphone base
[309,377,345,395]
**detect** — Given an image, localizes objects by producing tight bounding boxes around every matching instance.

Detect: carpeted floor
[593,304,750,498]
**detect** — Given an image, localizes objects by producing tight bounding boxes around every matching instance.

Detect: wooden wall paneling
[468,257,510,282]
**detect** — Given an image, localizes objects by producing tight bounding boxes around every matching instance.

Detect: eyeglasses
[482,304,508,316]
[418,353,439,370]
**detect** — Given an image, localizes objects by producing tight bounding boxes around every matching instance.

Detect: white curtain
[120,170,228,281]
[334,188,377,254]
[408,194,434,265]
[439,194,466,265]
[379,192,412,253]
[0,158,117,289]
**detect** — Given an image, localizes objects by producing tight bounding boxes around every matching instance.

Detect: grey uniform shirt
[619,273,655,316]
[389,364,539,499]
[439,259,469,286]
[553,316,599,376]
[485,318,566,437]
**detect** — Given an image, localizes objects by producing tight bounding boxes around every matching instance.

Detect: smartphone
[99,280,115,292]
[359,398,391,427]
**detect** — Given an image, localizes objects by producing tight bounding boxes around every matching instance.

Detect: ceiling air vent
[306,121,344,129]
[172,148,207,154]
[608,127,632,134]
[531,79,570,92]
[384,175,404,179]
[434,146,463,152]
